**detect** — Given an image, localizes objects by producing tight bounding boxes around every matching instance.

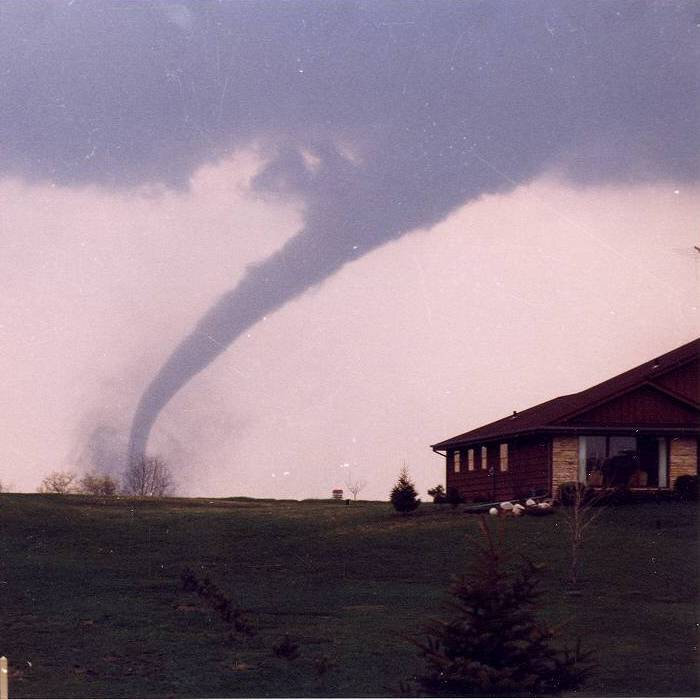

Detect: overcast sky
[1,1,697,499]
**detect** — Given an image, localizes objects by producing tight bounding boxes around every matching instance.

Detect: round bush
[446,486,463,508]
[557,481,592,506]
[674,474,698,501]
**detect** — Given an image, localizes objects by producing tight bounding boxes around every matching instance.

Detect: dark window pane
[605,437,638,486]
[609,436,636,457]
[586,435,607,471]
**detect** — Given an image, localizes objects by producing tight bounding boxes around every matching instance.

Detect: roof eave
[431,424,700,449]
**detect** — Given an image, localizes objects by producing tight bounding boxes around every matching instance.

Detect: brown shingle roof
[431,338,700,450]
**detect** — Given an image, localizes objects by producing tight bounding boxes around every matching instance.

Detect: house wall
[669,437,698,485]
[445,437,549,502]
[445,449,493,502]
[446,432,699,502]
[506,437,550,498]
[551,435,578,493]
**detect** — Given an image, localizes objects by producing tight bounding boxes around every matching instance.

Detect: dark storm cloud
[1,1,695,459]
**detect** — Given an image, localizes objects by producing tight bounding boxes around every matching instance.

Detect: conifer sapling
[390,464,421,513]
[412,517,593,696]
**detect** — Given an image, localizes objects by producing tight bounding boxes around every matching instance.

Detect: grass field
[0,494,697,697]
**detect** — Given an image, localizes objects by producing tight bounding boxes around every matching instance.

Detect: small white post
[0,656,8,700]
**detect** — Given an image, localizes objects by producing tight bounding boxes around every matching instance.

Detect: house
[431,338,700,503]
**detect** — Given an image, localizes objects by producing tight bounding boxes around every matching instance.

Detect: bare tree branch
[345,477,367,500]
[559,482,608,588]
[124,455,174,497]
[38,471,78,494]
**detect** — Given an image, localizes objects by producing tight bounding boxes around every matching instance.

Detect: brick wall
[669,437,698,486]
[552,436,578,493]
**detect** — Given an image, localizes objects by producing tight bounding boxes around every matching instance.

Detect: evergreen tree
[390,464,421,513]
[413,518,592,697]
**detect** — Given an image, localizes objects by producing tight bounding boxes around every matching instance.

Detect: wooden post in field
[0,656,8,700]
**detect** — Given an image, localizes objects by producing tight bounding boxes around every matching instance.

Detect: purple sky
[0,1,697,498]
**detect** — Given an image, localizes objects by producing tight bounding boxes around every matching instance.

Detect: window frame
[499,442,508,472]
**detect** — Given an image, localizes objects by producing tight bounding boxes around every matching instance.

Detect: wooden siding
[669,437,698,486]
[446,448,493,502]
[446,438,549,502]
[487,444,500,473]
[503,437,550,498]
[567,385,699,427]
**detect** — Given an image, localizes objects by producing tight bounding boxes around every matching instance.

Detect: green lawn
[0,494,697,697]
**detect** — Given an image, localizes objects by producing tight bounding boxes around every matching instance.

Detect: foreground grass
[0,494,697,697]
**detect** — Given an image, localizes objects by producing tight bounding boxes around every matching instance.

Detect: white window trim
[578,436,587,482]
[657,437,668,488]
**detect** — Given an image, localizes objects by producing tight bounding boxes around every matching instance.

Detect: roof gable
[564,383,700,428]
[652,357,699,404]
[432,338,700,449]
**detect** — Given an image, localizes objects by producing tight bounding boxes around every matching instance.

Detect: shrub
[390,465,420,513]
[38,471,78,494]
[180,567,254,637]
[557,481,592,507]
[446,486,463,509]
[427,485,446,504]
[80,472,118,496]
[412,518,593,696]
[674,474,698,502]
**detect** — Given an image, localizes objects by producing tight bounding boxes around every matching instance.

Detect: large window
[481,446,488,470]
[453,450,461,473]
[578,435,667,487]
[468,448,475,471]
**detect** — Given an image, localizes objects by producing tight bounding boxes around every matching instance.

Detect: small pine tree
[390,464,420,513]
[413,518,592,697]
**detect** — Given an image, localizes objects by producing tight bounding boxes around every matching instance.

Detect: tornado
[126,156,501,461]
[127,223,352,462]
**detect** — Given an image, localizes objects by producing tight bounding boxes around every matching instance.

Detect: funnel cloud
[0,2,696,462]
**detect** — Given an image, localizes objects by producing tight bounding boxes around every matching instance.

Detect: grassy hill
[0,494,697,697]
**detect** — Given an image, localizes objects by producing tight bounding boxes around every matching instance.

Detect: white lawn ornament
[525,498,536,507]
[489,507,499,516]
[499,501,514,511]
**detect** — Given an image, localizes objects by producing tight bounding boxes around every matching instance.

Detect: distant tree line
[36,454,174,497]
